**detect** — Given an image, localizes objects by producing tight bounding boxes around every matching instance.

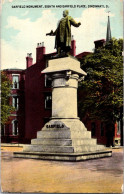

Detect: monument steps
[14,151,112,161]
[23,144,105,153]
[37,129,91,139]
[74,145,105,152]
[31,138,97,146]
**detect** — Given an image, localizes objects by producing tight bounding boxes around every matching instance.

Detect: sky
[1,0,123,69]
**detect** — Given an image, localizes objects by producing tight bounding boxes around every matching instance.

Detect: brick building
[1,68,25,143]
[1,37,121,146]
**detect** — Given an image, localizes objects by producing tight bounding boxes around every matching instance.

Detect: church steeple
[106,13,112,43]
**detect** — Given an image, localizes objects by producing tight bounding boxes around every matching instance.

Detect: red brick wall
[24,59,51,142]
[2,70,25,143]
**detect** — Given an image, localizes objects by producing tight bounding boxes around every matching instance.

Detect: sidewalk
[1,143,29,147]
[1,146,123,193]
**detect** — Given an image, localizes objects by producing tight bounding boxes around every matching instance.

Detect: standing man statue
[46,10,81,57]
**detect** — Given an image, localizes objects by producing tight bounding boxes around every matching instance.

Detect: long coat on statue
[54,16,80,50]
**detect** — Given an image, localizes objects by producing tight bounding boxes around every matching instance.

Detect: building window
[45,94,52,109]
[91,122,96,136]
[1,124,5,136]
[45,75,52,88]
[12,75,19,89]
[12,96,19,110]
[12,120,18,135]
[100,122,104,136]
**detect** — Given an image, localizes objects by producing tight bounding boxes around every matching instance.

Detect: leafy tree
[1,71,14,125]
[78,38,123,125]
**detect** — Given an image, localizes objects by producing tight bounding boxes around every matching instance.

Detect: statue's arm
[46,30,56,36]
[70,17,81,27]
[52,30,57,36]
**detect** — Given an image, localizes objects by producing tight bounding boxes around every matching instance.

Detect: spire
[106,12,112,43]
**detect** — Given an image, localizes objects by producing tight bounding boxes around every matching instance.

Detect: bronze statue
[46,10,81,56]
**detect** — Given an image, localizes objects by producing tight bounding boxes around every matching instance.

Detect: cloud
[21,10,29,16]
[1,39,27,69]
[2,10,58,69]
[1,8,114,69]
[71,8,114,54]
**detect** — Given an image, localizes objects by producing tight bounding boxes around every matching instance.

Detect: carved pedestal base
[14,119,112,161]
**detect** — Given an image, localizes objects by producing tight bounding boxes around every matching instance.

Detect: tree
[1,71,14,125]
[78,38,123,125]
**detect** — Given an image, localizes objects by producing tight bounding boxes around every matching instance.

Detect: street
[1,146,123,193]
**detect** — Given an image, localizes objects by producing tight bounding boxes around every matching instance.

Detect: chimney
[36,42,45,62]
[26,53,33,68]
[94,39,106,49]
[70,35,76,56]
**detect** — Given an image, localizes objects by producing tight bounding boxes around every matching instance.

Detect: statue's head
[63,10,69,17]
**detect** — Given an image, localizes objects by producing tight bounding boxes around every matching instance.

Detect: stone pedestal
[14,56,112,161]
[52,75,78,118]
